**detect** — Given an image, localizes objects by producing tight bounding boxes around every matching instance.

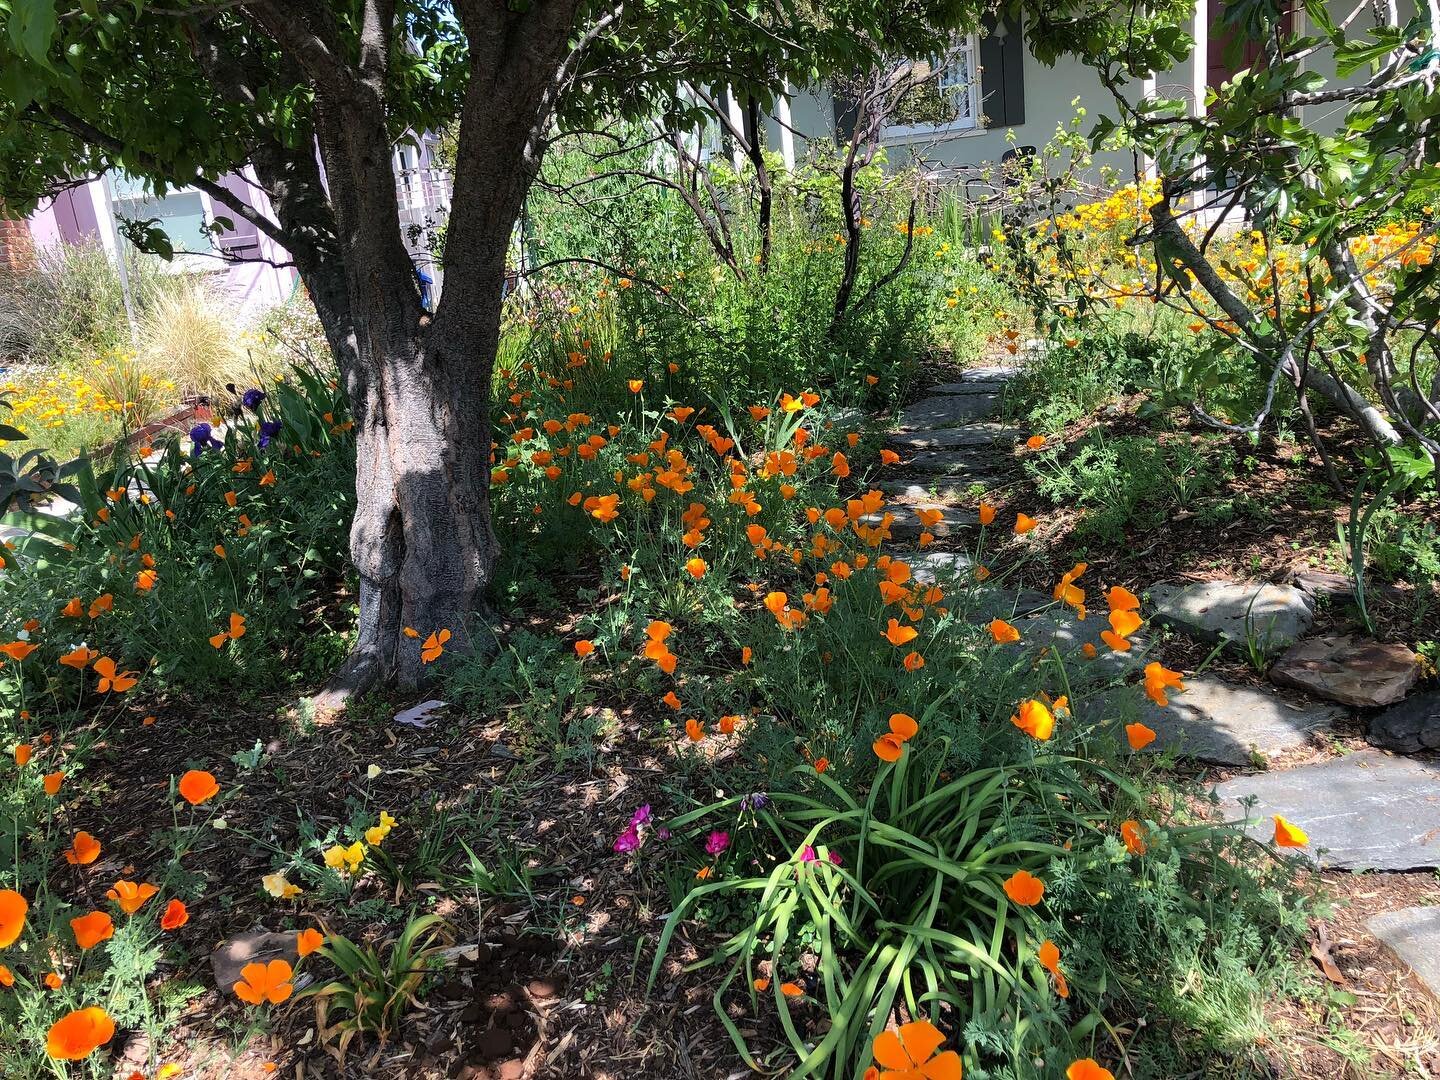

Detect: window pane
[114,191,209,253]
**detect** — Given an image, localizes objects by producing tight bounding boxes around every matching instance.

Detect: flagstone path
[876,364,1440,998]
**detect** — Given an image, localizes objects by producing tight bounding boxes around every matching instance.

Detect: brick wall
[0,204,37,275]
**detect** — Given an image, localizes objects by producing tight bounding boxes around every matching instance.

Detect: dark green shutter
[978,15,1026,127]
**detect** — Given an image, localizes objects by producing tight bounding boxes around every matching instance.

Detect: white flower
[366,764,382,780]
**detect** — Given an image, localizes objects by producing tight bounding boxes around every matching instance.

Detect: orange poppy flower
[71,910,115,950]
[684,557,708,579]
[1124,722,1156,751]
[259,469,276,486]
[870,1018,961,1080]
[1003,869,1045,906]
[989,619,1020,644]
[135,569,159,592]
[879,449,900,465]
[902,651,925,672]
[213,544,227,559]
[0,889,27,947]
[227,612,247,640]
[178,770,220,806]
[92,657,138,693]
[106,880,158,914]
[59,645,96,670]
[233,959,294,1005]
[0,964,12,986]
[1014,513,1037,534]
[663,690,682,711]
[627,379,643,393]
[1273,815,1308,848]
[44,971,63,989]
[574,640,595,658]
[64,831,101,866]
[88,594,114,618]
[977,501,996,526]
[160,899,189,931]
[45,1006,115,1060]
[831,451,850,478]
[44,770,64,795]
[61,597,84,618]
[1120,819,1148,855]
[12,743,32,766]
[421,629,451,664]
[741,646,752,665]
[0,641,36,661]
[685,718,705,742]
[1105,585,1140,612]
[1025,434,1046,449]
[1067,1060,1115,1080]
[1143,662,1184,707]
[1038,939,1069,998]
[1011,699,1055,741]
[813,756,829,773]
[883,619,918,646]
[296,927,325,957]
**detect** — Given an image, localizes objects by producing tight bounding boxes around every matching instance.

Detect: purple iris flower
[740,792,768,811]
[189,423,222,457]
[242,388,266,410]
[257,420,282,449]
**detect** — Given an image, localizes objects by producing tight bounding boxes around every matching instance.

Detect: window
[881,36,981,144]
[109,173,210,255]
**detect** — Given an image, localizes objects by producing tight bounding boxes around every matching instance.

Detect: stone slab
[905,448,1002,476]
[1214,751,1440,870]
[896,394,1001,431]
[929,380,1011,396]
[887,425,1018,452]
[1102,676,1341,766]
[1269,635,1420,708]
[1151,580,1314,655]
[1019,610,1149,683]
[954,365,1022,382]
[865,506,978,540]
[1367,690,1440,754]
[1367,907,1440,1000]
[878,479,987,503]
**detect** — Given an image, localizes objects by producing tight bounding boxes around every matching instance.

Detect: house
[20,133,451,317]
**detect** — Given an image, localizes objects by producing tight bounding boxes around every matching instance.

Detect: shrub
[137,280,252,399]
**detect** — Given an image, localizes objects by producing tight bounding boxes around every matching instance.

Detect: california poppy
[1120,819,1148,855]
[989,619,1020,644]
[296,927,325,957]
[978,501,996,526]
[662,690,682,711]
[107,880,158,914]
[879,449,900,465]
[1003,869,1045,906]
[1106,585,1140,612]
[0,641,36,661]
[869,1018,961,1080]
[902,651,925,672]
[1014,513,1037,534]
[1011,699,1055,741]
[323,843,365,874]
[12,743,32,766]
[71,911,115,950]
[685,557,708,579]
[233,959,294,1005]
[43,770,64,795]
[1124,722,1157,751]
[574,640,595,658]
[64,831,102,866]
[1026,434,1046,449]
[45,1006,115,1060]
[1067,1060,1115,1080]
[1143,662,1184,707]
[92,657,138,693]
[0,889,27,947]
[61,597,83,618]
[421,628,451,663]
[0,965,12,987]
[883,619,918,646]
[1038,940,1069,997]
[685,718,705,742]
[1273,815,1308,848]
[59,646,96,670]
[160,899,189,931]
[178,770,220,806]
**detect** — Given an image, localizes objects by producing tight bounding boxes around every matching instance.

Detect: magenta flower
[612,824,640,853]
[799,845,817,863]
[705,830,730,856]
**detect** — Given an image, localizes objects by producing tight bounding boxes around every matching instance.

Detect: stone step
[896,394,1001,432]
[1215,751,1440,870]
[1018,610,1151,684]
[888,424,1018,452]
[928,380,1011,396]
[878,479,986,503]
[954,365,1023,382]
[1150,580,1315,656]
[1095,675,1343,767]
[862,506,977,541]
[1366,907,1440,1001]
[904,448,1003,478]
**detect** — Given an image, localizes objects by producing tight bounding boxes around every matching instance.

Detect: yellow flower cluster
[1051,179,1163,235]
[0,353,175,436]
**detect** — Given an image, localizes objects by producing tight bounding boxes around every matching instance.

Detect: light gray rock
[905,448,1002,477]
[928,380,1011,396]
[954,365,1021,382]
[1150,580,1314,654]
[896,394,1001,431]
[1214,751,1440,870]
[1367,690,1440,754]
[1019,610,1149,682]
[1269,635,1420,708]
[887,424,1018,452]
[211,930,301,993]
[909,551,976,585]
[864,506,978,540]
[1100,676,1342,766]
[1367,907,1440,1000]
[878,479,981,503]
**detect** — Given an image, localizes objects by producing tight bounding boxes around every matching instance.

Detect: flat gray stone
[864,506,977,540]
[1215,752,1440,870]
[211,930,302,993]
[909,551,975,585]
[896,394,1001,431]
[1101,676,1341,766]
[1151,580,1314,655]
[1270,635,1420,708]
[1367,907,1440,999]
[929,380,1010,396]
[955,365,1022,382]
[905,448,1002,476]
[888,425,1018,452]
[1367,690,1440,754]
[878,479,984,503]
[1020,610,1149,683]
